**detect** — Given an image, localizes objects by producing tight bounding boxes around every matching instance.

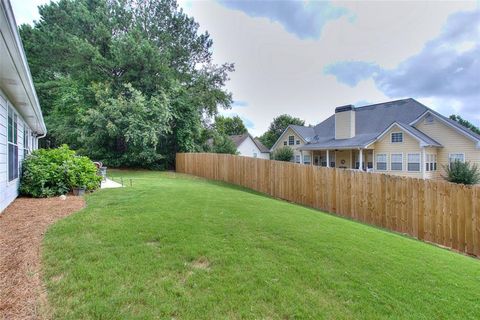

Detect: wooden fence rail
[176,153,480,257]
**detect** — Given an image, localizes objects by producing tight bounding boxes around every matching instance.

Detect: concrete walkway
[101,178,123,189]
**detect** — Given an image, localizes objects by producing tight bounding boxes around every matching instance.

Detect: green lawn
[43,170,480,319]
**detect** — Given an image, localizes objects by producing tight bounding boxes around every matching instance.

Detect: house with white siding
[271,98,480,180]
[230,134,270,159]
[1,0,46,212]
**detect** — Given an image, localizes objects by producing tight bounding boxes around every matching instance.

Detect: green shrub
[273,146,294,162]
[443,160,480,185]
[20,145,102,197]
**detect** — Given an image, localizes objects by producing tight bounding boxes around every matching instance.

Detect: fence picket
[176,153,479,258]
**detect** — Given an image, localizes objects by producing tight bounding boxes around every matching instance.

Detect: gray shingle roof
[253,138,270,153]
[288,98,479,150]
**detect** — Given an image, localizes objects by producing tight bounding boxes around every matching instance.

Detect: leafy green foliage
[259,114,305,148]
[214,115,247,136]
[443,160,480,185]
[273,146,294,162]
[20,0,233,168]
[449,115,480,135]
[204,133,238,154]
[20,145,101,197]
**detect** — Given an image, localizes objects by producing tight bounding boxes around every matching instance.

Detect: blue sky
[12,0,480,136]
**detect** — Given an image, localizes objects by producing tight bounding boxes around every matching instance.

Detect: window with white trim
[24,124,30,158]
[376,153,387,171]
[283,141,287,146]
[296,140,300,145]
[449,153,465,164]
[391,132,403,143]
[303,155,311,165]
[329,153,336,168]
[407,153,421,172]
[295,155,301,163]
[288,135,295,146]
[426,154,437,171]
[391,153,403,171]
[8,106,19,181]
[253,152,257,158]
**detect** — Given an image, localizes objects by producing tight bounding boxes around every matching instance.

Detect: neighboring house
[271,98,480,180]
[1,0,46,212]
[230,134,270,159]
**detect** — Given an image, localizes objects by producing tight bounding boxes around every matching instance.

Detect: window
[8,106,19,181]
[296,140,300,145]
[288,135,295,146]
[295,155,301,163]
[407,153,421,172]
[449,153,465,164]
[426,154,437,171]
[253,152,257,158]
[303,155,311,165]
[391,153,403,171]
[391,132,403,143]
[329,153,336,168]
[283,141,287,146]
[24,125,30,158]
[376,153,387,171]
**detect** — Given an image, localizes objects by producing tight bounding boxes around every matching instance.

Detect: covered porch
[300,149,374,171]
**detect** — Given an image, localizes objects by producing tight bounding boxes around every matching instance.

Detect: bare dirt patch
[190,257,211,271]
[0,196,85,320]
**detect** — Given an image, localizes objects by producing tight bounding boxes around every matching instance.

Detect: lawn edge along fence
[176,153,480,258]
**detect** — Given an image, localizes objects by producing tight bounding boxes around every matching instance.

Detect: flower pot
[72,187,86,196]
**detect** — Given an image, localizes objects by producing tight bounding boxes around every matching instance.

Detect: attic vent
[424,114,434,124]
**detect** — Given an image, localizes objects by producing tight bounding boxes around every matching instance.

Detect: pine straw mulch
[0,196,85,320]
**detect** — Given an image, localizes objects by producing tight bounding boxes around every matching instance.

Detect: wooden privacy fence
[176,153,480,257]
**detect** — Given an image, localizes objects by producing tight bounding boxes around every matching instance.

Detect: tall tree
[259,114,305,149]
[20,0,233,168]
[449,115,480,135]
[214,115,247,136]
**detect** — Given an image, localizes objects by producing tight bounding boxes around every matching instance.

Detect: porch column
[326,150,330,168]
[422,147,427,179]
[359,148,363,171]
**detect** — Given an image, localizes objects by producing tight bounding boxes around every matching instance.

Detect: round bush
[20,145,102,197]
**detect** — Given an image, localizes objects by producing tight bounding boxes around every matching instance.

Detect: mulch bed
[0,197,85,320]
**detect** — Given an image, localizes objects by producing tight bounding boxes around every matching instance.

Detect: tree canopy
[214,115,247,136]
[449,115,480,135]
[258,114,305,148]
[21,0,233,168]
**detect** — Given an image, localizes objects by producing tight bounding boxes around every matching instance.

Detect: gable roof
[282,98,479,151]
[253,138,270,153]
[372,122,442,148]
[228,134,270,153]
[229,134,250,148]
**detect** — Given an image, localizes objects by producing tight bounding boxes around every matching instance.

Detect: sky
[12,0,480,136]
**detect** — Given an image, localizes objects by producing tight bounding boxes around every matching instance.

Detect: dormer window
[391,132,403,143]
[296,140,300,145]
[288,135,294,145]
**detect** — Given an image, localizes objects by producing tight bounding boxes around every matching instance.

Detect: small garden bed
[0,197,85,319]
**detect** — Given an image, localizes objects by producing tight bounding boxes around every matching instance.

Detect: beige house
[271,99,480,179]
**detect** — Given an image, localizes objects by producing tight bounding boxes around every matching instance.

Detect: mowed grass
[43,170,480,319]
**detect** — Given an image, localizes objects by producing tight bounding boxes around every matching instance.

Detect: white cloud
[181,0,475,135]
